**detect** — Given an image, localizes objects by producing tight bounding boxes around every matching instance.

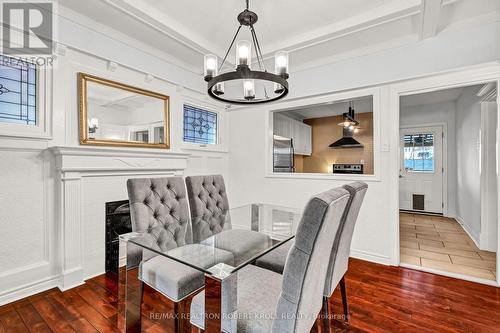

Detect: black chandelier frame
[204,0,289,105]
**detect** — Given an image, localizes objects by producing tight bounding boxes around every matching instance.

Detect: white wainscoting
[0,139,58,305]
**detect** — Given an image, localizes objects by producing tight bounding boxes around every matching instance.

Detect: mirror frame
[78,72,170,149]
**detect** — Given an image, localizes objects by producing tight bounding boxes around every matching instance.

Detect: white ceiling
[60,0,500,74]
[400,87,466,107]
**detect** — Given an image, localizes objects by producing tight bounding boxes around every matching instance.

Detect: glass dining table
[117,203,303,333]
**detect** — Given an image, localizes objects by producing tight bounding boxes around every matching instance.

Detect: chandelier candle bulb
[243,79,255,100]
[275,51,289,75]
[204,54,218,78]
[274,82,284,94]
[214,82,224,96]
[236,40,252,67]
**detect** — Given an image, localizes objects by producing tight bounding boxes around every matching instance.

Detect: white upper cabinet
[274,113,293,138]
[274,114,312,156]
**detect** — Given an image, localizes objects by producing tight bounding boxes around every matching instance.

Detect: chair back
[324,182,368,297]
[185,175,231,242]
[273,187,350,333]
[127,177,191,251]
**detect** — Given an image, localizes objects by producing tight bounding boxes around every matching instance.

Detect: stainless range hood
[329,126,364,148]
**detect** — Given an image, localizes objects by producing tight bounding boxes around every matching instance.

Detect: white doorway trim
[480,101,498,252]
[400,123,448,216]
[388,63,500,287]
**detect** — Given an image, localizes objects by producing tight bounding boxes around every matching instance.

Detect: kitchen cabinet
[292,121,312,156]
[274,113,293,138]
[274,114,312,156]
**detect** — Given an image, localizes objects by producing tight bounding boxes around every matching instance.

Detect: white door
[399,126,443,213]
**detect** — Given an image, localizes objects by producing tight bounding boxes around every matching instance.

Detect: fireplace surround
[50,146,190,290]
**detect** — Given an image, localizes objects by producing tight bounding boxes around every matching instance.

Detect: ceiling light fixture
[203,0,289,105]
[337,101,359,128]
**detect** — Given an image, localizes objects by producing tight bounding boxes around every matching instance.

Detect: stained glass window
[183,104,217,144]
[0,54,37,125]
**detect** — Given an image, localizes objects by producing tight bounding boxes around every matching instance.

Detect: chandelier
[203,0,289,105]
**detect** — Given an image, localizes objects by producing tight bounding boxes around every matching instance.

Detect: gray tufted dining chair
[190,186,351,333]
[254,182,368,329]
[185,175,270,264]
[127,177,234,332]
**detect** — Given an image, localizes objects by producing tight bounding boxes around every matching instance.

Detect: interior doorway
[399,126,444,214]
[398,83,498,282]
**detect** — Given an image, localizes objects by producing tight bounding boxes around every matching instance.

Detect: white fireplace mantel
[51,146,191,173]
[50,146,191,290]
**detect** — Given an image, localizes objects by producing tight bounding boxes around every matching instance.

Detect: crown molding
[101,0,424,64]
[58,3,202,75]
[261,0,422,57]
[104,0,226,59]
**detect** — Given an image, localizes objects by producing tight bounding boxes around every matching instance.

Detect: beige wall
[302,112,374,174]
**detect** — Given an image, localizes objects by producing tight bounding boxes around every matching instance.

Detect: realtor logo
[2,1,53,55]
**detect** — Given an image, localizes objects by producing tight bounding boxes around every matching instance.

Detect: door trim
[480,101,498,252]
[400,123,447,216]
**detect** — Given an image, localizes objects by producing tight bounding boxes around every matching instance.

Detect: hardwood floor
[1,258,499,333]
[400,213,497,280]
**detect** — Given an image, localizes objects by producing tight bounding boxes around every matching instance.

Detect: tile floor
[400,212,497,281]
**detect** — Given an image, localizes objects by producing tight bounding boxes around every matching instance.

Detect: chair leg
[339,277,349,322]
[140,281,145,302]
[322,296,331,333]
[174,298,192,333]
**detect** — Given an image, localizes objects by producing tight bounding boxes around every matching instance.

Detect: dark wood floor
[1,258,499,333]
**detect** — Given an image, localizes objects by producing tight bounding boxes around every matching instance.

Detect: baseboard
[455,216,481,248]
[0,275,60,306]
[350,249,391,266]
[59,267,85,291]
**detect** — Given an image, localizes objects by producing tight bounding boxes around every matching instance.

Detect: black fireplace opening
[105,199,132,274]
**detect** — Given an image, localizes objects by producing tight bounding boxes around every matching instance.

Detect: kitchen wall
[400,101,457,217]
[0,5,227,305]
[302,112,374,174]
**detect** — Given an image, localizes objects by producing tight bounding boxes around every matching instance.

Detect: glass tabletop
[119,203,303,279]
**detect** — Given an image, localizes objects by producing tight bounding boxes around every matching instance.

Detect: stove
[332,163,364,174]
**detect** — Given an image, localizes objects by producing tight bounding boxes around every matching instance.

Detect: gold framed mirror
[78,73,170,149]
